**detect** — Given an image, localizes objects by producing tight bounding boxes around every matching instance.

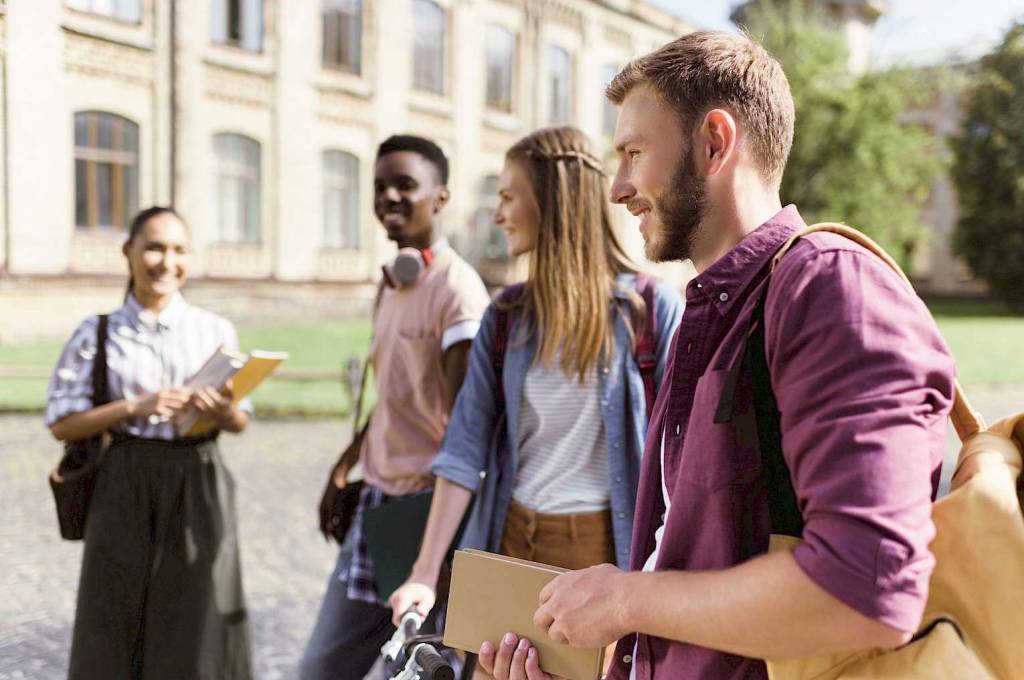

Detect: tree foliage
[737,2,947,268]
[951,21,1024,311]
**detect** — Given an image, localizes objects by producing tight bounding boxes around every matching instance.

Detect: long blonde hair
[504,126,641,381]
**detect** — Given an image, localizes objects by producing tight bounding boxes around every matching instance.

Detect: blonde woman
[389,127,683,660]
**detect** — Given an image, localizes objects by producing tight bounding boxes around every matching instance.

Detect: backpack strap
[492,283,525,417]
[632,274,658,420]
[773,223,984,440]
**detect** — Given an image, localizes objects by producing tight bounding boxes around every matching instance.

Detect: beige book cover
[443,549,604,680]
[184,350,288,436]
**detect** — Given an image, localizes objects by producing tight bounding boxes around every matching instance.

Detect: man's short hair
[376,135,450,184]
[607,31,794,187]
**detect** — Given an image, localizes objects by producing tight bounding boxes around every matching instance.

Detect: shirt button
[614,476,622,483]
[618,512,626,519]
[622,654,633,664]
[719,292,729,302]
[674,424,681,435]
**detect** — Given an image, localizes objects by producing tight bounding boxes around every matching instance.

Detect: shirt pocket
[391,327,442,408]
[674,368,762,491]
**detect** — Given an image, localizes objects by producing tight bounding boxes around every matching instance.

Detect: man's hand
[534,563,631,648]
[477,633,565,680]
[388,579,436,626]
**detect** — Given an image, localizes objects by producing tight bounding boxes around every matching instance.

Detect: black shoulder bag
[49,314,110,541]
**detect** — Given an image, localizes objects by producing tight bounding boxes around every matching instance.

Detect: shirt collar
[124,292,188,331]
[429,237,450,257]
[689,204,806,315]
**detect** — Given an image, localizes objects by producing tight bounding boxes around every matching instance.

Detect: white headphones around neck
[381,247,434,288]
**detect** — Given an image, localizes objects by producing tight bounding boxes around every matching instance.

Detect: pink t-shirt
[360,246,490,496]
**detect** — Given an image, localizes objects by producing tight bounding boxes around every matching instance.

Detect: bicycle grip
[414,644,454,680]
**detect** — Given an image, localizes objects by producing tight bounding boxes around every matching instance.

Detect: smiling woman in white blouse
[46,206,254,680]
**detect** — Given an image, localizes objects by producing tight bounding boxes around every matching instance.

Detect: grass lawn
[1,303,1021,413]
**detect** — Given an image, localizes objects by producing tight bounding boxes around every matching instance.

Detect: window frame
[411,0,447,96]
[322,149,361,250]
[65,0,143,25]
[211,0,264,53]
[484,24,516,114]
[73,111,140,231]
[322,0,363,75]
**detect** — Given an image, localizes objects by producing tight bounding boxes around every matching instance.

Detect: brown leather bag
[762,224,1024,680]
[48,314,110,541]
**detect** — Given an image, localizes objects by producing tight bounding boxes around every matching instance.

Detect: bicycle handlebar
[412,644,455,680]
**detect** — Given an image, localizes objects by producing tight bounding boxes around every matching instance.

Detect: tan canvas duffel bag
[762,223,1024,680]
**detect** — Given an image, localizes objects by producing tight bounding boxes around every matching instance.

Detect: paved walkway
[1,386,1021,678]
[0,414,351,680]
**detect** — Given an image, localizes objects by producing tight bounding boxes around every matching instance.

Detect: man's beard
[645,146,706,263]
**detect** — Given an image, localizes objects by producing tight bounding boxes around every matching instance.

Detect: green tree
[737,2,947,268]
[951,21,1024,312]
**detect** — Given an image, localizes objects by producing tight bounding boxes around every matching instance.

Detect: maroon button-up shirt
[609,206,955,680]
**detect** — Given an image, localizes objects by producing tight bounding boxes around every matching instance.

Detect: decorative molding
[203,63,273,108]
[316,249,371,282]
[63,31,155,87]
[203,243,273,279]
[69,230,128,275]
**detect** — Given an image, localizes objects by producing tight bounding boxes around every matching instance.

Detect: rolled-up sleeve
[45,317,100,427]
[431,303,501,492]
[765,244,955,632]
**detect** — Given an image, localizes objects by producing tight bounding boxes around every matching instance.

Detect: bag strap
[633,274,659,420]
[772,223,984,440]
[352,282,386,436]
[92,315,110,407]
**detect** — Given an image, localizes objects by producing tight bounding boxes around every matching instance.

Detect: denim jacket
[432,273,683,568]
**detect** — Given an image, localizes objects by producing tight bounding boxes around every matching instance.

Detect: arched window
[212,133,261,243]
[412,0,446,94]
[74,111,139,230]
[323,150,360,249]
[485,24,515,113]
[323,0,362,74]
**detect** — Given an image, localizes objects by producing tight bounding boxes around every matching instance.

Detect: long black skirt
[68,435,252,680]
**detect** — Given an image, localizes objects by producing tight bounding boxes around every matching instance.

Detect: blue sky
[649,0,1024,64]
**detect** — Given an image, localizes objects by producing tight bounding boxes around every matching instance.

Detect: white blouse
[45,293,253,441]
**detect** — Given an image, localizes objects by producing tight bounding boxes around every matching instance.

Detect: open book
[176,346,289,436]
[443,549,605,680]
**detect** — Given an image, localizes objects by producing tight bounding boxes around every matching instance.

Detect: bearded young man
[478,31,956,680]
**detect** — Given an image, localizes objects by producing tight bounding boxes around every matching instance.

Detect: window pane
[213,133,261,243]
[96,162,113,227]
[323,0,362,74]
[322,150,360,249]
[412,0,445,94]
[75,159,89,227]
[73,111,139,230]
[115,0,141,22]
[211,0,228,43]
[242,0,263,52]
[485,25,514,112]
[548,46,572,125]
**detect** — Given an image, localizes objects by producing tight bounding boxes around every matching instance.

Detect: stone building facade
[0,0,691,341]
